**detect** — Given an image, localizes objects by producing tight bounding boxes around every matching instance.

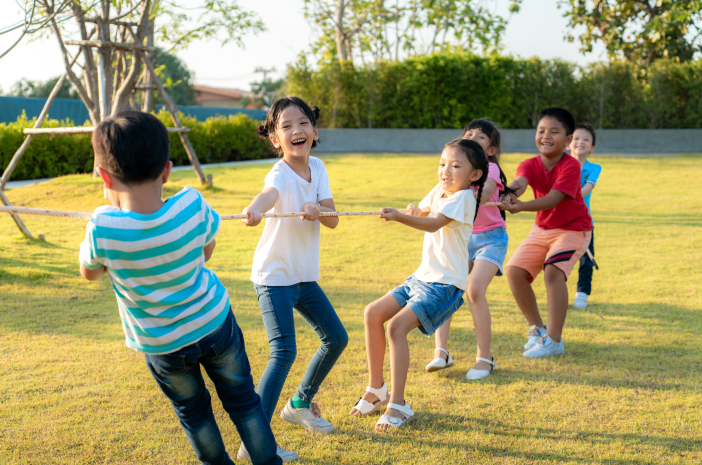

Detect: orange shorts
[507,225,592,282]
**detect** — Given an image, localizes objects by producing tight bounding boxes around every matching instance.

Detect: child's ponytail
[462,118,516,220]
[444,138,489,223]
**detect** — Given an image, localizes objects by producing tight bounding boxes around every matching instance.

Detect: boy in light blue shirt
[568,122,602,309]
[79,111,283,465]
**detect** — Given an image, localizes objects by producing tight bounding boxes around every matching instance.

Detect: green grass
[1,154,701,464]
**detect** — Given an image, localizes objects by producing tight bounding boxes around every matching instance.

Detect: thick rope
[0,205,409,221]
[1,203,507,221]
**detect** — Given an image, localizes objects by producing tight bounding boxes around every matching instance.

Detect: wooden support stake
[65,40,155,53]
[0,190,33,239]
[207,174,213,187]
[23,127,190,135]
[140,53,206,184]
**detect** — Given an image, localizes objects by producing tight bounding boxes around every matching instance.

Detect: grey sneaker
[280,399,334,434]
[573,292,589,309]
[524,325,547,350]
[237,443,298,462]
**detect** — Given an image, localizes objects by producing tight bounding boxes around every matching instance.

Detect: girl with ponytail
[425,118,514,381]
[350,139,486,431]
[240,97,348,461]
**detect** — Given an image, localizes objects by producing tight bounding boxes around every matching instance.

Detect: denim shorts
[468,227,509,276]
[388,274,464,337]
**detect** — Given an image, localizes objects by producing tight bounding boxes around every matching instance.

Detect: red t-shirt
[516,153,593,231]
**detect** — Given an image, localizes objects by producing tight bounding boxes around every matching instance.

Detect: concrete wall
[317,128,702,153]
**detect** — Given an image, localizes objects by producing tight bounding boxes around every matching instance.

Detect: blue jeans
[145,310,281,465]
[254,282,348,422]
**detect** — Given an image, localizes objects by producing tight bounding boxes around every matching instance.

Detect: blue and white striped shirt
[79,187,230,354]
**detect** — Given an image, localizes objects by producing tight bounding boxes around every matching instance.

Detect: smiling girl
[349,138,487,431]
[240,97,348,461]
[426,119,514,380]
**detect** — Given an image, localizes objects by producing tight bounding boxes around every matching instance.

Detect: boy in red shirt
[500,108,592,358]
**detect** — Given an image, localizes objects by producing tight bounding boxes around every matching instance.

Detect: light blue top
[79,187,230,355]
[581,160,602,224]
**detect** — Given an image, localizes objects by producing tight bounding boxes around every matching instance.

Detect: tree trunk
[335,0,348,61]
[143,16,155,112]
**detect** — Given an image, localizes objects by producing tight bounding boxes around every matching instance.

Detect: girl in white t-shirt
[349,139,488,431]
[240,97,348,460]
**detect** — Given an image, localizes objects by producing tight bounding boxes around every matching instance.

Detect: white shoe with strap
[350,382,391,417]
[375,402,415,430]
[425,348,454,372]
[466,357,497,380]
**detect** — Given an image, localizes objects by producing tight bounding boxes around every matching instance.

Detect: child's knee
[270,338,297,366]
[544,265,566,286]
[328,328,349,353]
[506,266,527,283]
[386,318,408,341]
[466,283,485,304]
[364,302,384,325]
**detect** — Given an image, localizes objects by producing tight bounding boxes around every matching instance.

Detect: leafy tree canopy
[559,0,702,66]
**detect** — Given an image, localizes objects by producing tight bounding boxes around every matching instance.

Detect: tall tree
[0,0,264,122]
[559,0,702,66]
[304,0,521,64]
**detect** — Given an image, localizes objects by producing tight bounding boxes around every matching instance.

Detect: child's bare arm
[317,198,339,229]
[379,208,453,233]
[582,183,595,197]
[204,239,216,262]
[502,176,528,201]
[80,264,107,281]
[478,178,497,205]
[501,189,566,214]
[241,188,279,227]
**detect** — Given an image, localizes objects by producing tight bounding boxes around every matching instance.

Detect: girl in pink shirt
[425,119,513,380]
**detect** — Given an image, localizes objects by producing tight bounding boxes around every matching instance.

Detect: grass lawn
[1,153,701,464]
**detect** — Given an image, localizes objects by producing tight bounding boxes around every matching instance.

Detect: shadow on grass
[299,418,699,465]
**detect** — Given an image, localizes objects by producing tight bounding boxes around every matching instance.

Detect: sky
[0,0,606,93]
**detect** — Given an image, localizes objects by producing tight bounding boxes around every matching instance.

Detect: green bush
[0,111,271,181]
[286,52,702,129]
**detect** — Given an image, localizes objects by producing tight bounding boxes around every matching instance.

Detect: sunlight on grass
[1,154,701,464]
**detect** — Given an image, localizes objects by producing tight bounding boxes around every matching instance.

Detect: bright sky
[0,0,606,93]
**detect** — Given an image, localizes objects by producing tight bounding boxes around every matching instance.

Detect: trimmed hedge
[286,52,702,129]
[0,109,272,181]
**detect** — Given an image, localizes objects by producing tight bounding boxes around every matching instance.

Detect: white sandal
[466,356,497,380]
[375,402,415,430]
[351,383,391,417]
[425,348,454,372]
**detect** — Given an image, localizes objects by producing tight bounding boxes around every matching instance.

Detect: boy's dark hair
[444,138,489,222]
[257,97,321,156]
[575,122,597,146]
[92,111,170,184]
[537,107,576,136]
[462,118,516,220]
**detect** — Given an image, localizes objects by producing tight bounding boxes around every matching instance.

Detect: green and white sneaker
[523,335,565,358]
[524,325,547,350]
[280,400,334,434]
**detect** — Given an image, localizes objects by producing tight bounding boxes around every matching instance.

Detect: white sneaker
[523,335,565,358]
[237,443,299,462]
[524,325,547,350]
[573,292,589,309]
[280,400,334,434]
[425,348,454,372]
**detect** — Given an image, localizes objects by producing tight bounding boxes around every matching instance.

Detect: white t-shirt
[413,183,476,291]
[251,156,333,286]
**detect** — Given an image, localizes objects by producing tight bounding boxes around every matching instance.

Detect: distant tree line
[286,51,702,129]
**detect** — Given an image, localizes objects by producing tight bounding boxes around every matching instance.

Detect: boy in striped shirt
[79,111,282,465]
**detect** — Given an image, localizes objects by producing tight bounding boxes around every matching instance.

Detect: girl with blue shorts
[349,139,488,431]
[425,119,513,380]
